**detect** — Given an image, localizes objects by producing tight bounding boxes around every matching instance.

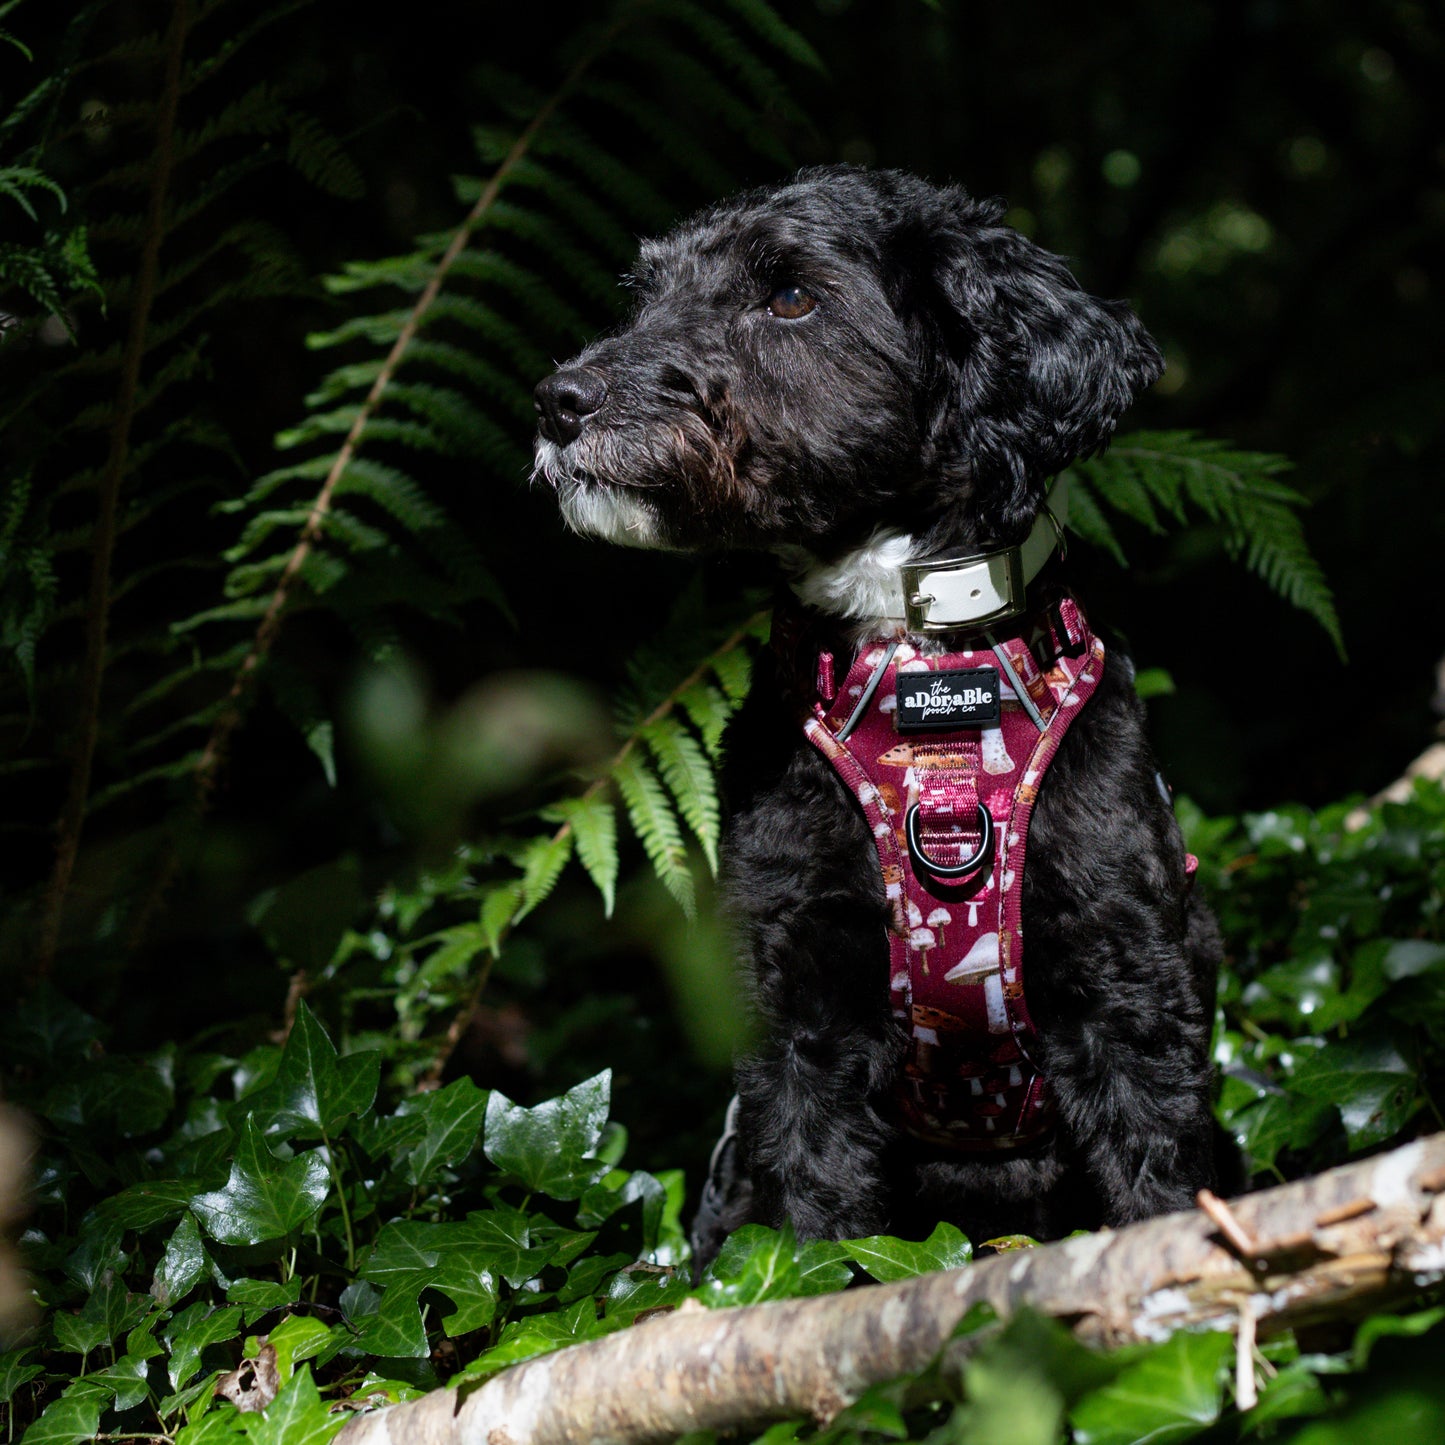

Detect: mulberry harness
[777,494,1110,1151]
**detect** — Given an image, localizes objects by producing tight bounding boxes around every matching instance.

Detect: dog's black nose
[534,367,607,445]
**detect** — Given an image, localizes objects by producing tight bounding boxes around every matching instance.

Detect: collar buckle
[901,546,1027,634]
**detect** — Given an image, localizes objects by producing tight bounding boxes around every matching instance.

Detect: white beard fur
[535,438,664,549]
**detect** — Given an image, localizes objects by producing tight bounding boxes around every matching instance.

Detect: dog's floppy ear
[925,195,1164,542]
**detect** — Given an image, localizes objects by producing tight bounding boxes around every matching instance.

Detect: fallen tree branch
[336,1133,1445,1445]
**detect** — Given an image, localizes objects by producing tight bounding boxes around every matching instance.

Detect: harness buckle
[905,802,995,887]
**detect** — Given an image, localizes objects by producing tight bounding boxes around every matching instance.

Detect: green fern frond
[1068,431,1342,654]
[512,830,575,922]
[721,0,827,72]
[676,682,732,761]
[612,751,694,917]
[548,793,620,917]
[642,714,721,873]
[284,112,365,200]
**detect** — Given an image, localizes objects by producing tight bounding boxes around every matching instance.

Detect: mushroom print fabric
[782,596,1105,1150]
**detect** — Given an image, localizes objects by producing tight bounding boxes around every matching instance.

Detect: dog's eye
[767,285,816,319]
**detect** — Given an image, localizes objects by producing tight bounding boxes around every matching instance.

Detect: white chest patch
[776,529,913,630]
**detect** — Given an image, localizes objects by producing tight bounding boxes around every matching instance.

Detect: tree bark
[335,1133,1445,1445]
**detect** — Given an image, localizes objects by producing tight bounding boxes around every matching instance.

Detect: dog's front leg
[1026,667,1219,1224]
[720,668,901,1243]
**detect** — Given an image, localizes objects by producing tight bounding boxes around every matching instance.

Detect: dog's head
[533,166,1161,557]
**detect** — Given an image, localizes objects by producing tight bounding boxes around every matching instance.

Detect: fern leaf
[285,112,365,201]
[479,880,523,956]
[575,79,735,199]
[1059,472,1127,566]
[334,458,445,533]
[612,751,694,917]
[643,715,720,873]
[475,156,637,262]
[710,645,753,703]
[548,792,619,917]
[720,0,827,72]
[1080,432,1342,654]
[513,829,574,922]
[676,682,733,760]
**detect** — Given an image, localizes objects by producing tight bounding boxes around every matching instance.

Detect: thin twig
[1235,1300,1258,1412]
[1196,1187,1259,1260]
[35,0,191,977]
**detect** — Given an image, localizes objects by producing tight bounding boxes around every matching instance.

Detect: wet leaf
[483,1071,611,1200]
[190,1115,330,1245]
[842,1221,972,1281]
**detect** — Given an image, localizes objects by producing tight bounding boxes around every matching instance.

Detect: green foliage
[1184,782,1445,1182]
[1066,432,1342,655]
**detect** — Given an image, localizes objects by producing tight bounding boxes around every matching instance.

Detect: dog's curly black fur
[534,166,1223,1269]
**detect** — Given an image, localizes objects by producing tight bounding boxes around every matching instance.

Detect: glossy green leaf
[85,1351,153,1411]
[450,1206,557,1288]
[266,1314,341,1378]
[401,1076,488,1185]
[841,1220,972,1281]
[190,1115,331,1245]
[51,1272,151,1357]
[344,1275,430,1360]
[459,1298,601,1381]
[165,1303,244,1389]
[1290,1033,1419,1149]
[1070,1328,1230,1445]
[152,1211,210,1308]
[483,1071,611,1199]
[699,1222,801,1306]
[261,1002,380,1139]
[0,1348,43,1404]
[18,1380,108,1445]
[237,1364,344,1445]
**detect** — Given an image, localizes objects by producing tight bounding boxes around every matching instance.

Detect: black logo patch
[896,667,1000,732]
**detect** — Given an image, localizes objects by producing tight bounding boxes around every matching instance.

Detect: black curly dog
[533,167,1222,1269]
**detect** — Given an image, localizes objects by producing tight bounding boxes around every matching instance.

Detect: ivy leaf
[347,1273,431,1359]
[1290,1033,1419,1150]
[17,1379,108,1445]
[266,1315,343,1378]
[483,1071,611,1200]
[151,1211,210,1309]
[51,1271,151,1357]
[795,1239,854,1295]
[459,1298,601,1381]
[1229,1092,1335,1174]
[1069,1329,1230,1445]
[226,1277,303,1327]
[237,1365,344,1445]
[451,1206,558,1288]
[261,1002,379,1140]
[0,1348,43,1404]
[399,1075,488,1186]
[84,1352,153,1412]
[699,1222,802,1306]
[190,1115,331,1245]
[90,1177,198,1231]
[841,1221,972,1281]
[165,1303,244,1390]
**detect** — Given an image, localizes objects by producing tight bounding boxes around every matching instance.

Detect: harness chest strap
[783,596,1106,1151]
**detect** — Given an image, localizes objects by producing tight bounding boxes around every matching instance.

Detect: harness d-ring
[905,802,994,883]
